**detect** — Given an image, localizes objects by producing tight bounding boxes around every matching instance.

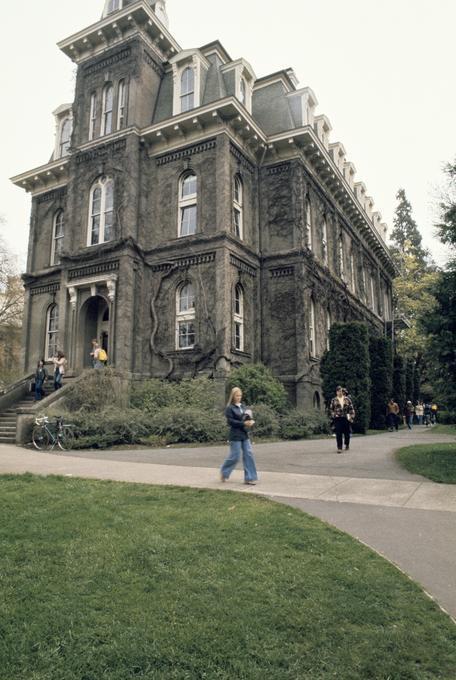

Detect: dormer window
[104,0,122,15]
[180,68,195,113]
[101,84,113,136]
[59,118,71,158]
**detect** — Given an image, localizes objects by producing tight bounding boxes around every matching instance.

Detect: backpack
[98,348,107,362]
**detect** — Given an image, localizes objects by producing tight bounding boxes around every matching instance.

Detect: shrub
[248,403,280,439]
[131,377,220,412]
[149,407,226,444]
[393,354,406,414]
[321,322,371,433]
[305,411,331,435]
[227,364,288,413]
[438,411,456,425]
[280,411,312,440]
[64,369,126,413]
[64,408,152,449]
[369,336,393,430]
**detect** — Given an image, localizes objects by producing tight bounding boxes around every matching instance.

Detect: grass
[427,423,456,436]
[1,476,456,680]
[396,443,456,483]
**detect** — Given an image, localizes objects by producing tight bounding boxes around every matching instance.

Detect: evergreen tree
[405,359,414,403]
[369,335,393,429]
[436,160,456,248]
[393,354,406,414]
[390,189,428,268]
[413,362,421,404]
[320,322,371,433]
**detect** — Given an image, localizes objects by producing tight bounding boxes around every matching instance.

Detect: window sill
[231,348,251,358]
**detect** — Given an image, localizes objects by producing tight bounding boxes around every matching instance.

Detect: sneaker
[337,449,342,454]
[244,480,257,485]
[220,473,227,482]
[345,446,350,451]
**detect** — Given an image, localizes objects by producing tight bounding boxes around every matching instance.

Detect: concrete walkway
[0,427,455,619]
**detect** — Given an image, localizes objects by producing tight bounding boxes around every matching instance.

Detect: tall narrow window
[59,118,71,158]
[180,67,195,113]
[107,0,121,14]
[89,93,97,141]
[178,173,197,237]
[305,200,312,250]
[322,218,328,265]
[233,175,243,239]
[176,283,195,349]
[362,266,367,301]
[339,237,344,279]
[309,300,316,358]
[45,305,59,360]
[234,284,244,351]
[326,309,331,352]
[117,80,126,130]
[51,211,64,266]
[88,177,114,246]
[240,77,247,105]
[350,252,356,292]
[101,84,113,136]
[370,273,376,311]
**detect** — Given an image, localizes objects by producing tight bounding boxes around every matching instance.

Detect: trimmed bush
[321,322,371,433]
[149,407,226,444]
[131,377,220,412]
[64,369,126,413]
[438,411,456,425]
[280,411,312,440]
[227,364,288,413]
[369,335,393,430]
[249,404,280,439]
[67,408,152,449]
[393,355,406,414]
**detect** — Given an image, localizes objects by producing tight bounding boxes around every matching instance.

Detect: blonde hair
[227,386,242,407]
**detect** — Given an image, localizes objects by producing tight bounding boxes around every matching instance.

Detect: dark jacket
[35,367,48,383]
[225,403,249,441]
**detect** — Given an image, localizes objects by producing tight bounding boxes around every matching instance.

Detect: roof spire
[102,1,169,28]
[151,0,169,28]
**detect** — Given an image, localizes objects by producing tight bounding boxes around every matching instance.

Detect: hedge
[227,364,289,413]
[369,335,392,430]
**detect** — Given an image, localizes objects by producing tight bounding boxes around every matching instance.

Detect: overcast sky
[1,0,455,267]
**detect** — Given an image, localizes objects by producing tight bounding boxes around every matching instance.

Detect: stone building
[11,0,395,408]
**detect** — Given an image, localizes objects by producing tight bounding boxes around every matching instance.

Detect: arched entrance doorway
[82,296,110,368]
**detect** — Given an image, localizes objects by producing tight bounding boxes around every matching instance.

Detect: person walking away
[415,401,424,426]
[53,352,67,390]
[34,359,48,401]
[330,386,355,453]
[431,402,438,424]
[220,387,258,485]
[90,339,106,369]
[405,401,414,429]
[423,402,432,427]
[386,398,400,431]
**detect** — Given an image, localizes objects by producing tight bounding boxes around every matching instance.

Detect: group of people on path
[386,398,438,431]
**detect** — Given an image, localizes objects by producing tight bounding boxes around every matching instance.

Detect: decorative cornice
[270,266,295,278]
[150,252,216,272]
[266,162,291,176]
[155,139,217,166]
[143,50,164,77]
[36,187,67,205]
[230,254,257,277]
[229,142,255,174]
[75,138,127,165]
[30,283,60,296]
[68,260,120,280]
[83,46,132,77]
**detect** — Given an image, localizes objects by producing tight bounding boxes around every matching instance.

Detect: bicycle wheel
[32,425,50,450]
[58,426,75,451]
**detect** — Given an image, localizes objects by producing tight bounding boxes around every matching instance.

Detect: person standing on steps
[220,387,258,485]
[330,386,355,453]
[52,351,67,390]
[34,359,48,401]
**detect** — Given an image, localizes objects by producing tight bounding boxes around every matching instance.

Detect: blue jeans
[221,439,258,482]
[407,415,413,429]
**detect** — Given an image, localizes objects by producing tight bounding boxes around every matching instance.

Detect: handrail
[0,374,34,397]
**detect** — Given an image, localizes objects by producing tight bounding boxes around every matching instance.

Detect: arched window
[59,118,71,158]
[350,252,356,292]
[89,93,97,141]
[180,67,195,113]
[51,211,64,266]
[309,299,316,358]
[101,84,113,136]
[88,177,114,246]
[240,77,247,105]
[339,236,345,279]
[313,391,321,411]
[233,284,244,351]
[326,309,331,352]
[233,175,243,239]
[305,200,312,250]
[176,283,195,349]
[117,80,127,130]
[45,304,59,360]
[322,218,328,265]
[178,172,197,237]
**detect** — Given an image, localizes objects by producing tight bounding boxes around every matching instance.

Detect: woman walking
[386,398,400,431]
[52,351,67,390]
[220,387,258,485]
[404,401,414,429]
[330,386,355,453]
[34,359,48,401]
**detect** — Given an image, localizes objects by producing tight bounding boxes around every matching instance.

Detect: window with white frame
[370,273,376,311]
[361,265,367,301]
[88,177,114,246]
[339,237,345,279]
[350,252,356,292]
[117,80,127,130]
[107,0,121,14]
[326,309,331,352]
[234,284,244,351]
[233,175,243,239]
[101,84,113,136]
[305,200,312,250]
[176,283,195,349]
[178,173,197,237]
[51,211,64,266]
[322,218,328,265]
[89,93,97,141]
[45,304,59,360]
[309,299,317,357]
[59,118,71,158]
[180,67,195,113]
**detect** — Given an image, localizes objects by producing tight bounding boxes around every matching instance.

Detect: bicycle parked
[32,416,76,451]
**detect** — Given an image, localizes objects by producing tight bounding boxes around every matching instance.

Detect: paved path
[0,427,455,619]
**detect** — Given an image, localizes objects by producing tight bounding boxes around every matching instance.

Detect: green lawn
[396,443,456,483]
[1,476,455,680]
[428,423,456,436]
